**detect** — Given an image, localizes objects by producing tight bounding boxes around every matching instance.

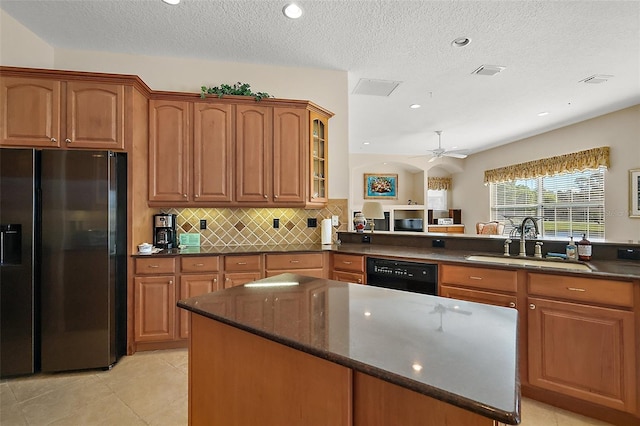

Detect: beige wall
[0,10,54,68]
[0,14,349,199]
[455,105,640,242]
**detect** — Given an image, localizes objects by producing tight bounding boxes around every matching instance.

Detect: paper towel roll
[321,218,333,245]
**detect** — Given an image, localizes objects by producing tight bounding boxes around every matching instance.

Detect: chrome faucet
[518,216,539,257]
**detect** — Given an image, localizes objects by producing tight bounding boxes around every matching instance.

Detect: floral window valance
[483,146,610,184]
[428,177,452,190]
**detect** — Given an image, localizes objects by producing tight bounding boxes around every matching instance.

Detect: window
[490,167,605,240]
[427,189,447,210]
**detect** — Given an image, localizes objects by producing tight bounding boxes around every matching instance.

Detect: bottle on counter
[566,236,577,260]
[577,234,592,261]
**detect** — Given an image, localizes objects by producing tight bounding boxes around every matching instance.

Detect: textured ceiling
[2,0,639,156]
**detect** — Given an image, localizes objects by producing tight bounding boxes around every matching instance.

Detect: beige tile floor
[1,348,612,426]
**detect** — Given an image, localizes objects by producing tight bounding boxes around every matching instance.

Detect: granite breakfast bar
[178,273,521,426]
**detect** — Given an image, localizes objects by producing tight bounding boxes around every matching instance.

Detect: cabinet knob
[357,278,362,283]
[50,137,57,143]
[169,280,173,285]
[213,278,217,283]
[195,194,199,198]
[263,194,268,198]
[529,303,536,310]
[508,302,516,308]
[65,138,71,144]
[274,195,278,199]
[183,194,187,198]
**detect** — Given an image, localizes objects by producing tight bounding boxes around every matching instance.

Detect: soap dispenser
[566,236,577,260]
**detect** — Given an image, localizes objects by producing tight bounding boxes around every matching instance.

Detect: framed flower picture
[364,174,398,199]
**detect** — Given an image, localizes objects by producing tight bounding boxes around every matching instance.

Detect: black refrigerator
[0,148,127,377]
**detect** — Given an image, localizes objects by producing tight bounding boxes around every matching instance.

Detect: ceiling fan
[426,131,469,162]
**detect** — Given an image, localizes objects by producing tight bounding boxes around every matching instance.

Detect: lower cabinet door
[178,273,221,339]
[134,275,176,342]
[528,297,636,414]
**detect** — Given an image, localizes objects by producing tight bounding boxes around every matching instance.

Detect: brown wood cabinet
[265,252,326,278]
[527,273,636,414]
[133,257,177,343]
[148,95,332,208]
[332,253,365,284]
[439,264,518,308]
[1,76,125,150]
[134,256,222,347]
[309,111,329,206]
[149,99,234,204]
[427,225,465,234]
[224,254,263,288]
[178,256,222,339]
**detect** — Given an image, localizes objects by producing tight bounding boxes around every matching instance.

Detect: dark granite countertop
[134,242,640,280]
[178,273,521,424]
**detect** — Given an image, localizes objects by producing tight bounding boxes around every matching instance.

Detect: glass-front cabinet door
[310,111,328,206]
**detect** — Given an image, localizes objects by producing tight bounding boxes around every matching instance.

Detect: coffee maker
[153,214,177,250]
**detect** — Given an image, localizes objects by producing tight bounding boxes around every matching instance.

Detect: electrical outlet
[307,218,317,228]
[199,219,207,230]
[331,215,339,226]
[273,218,279,229]
[432,239,445,248]
[362,235,371,243]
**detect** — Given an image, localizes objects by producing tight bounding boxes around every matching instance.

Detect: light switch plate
[331,215,339,226]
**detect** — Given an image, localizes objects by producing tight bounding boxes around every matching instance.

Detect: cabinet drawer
[224,255,262,272]
[181,256,220,273]
[266,253,324,270]
[528,273,633,308]
[440,264,517,293]
[135,257,176,275]
[440,285,517,309]
[332,271,365,284]
[333,254,365,273]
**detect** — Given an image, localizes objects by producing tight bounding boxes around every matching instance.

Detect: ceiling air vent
[471,65,506,76]
[579,74,614,84]
[353,78,401,96]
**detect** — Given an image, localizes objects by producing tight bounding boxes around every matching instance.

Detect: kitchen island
[178,273,520,426]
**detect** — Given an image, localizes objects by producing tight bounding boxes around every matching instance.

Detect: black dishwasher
[366,258,437,295]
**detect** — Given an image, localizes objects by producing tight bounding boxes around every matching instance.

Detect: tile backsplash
[165,199,348,246]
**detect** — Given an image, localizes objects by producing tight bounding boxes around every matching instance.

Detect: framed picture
[364,173,398,199]
[630,169,640,218]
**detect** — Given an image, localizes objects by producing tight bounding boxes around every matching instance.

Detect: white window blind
[490,167,605,239]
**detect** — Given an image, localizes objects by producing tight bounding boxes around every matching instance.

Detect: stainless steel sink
[465,255,592,272]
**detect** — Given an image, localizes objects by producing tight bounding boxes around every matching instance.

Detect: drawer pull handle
[508,302,516,308]
[290,260,300,263]
[237,262,247,265]
[469,276,483,280]
[148,265,159,268]
[343,261,352,265]
[567,287,586,292]
[193,263,204,267]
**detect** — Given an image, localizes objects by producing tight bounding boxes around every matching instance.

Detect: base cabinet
[528,297,636,414]
[134,275,176,343]
[332,253,365,284]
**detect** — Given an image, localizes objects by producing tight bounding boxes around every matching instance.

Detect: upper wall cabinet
[1,75,126,150]
[149,99,234,204]
[148,95,333,208]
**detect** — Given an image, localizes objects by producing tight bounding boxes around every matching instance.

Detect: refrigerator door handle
[1,230,4,264]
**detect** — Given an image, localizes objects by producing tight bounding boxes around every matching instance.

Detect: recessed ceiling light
[451,37,471,48]
[283,3,303,19]
[537,111,550,116]
[410,104,421,109]
[162,0,180,5]
[363,142,371,145]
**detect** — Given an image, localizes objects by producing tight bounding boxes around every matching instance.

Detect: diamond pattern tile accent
[163,199,347,246]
